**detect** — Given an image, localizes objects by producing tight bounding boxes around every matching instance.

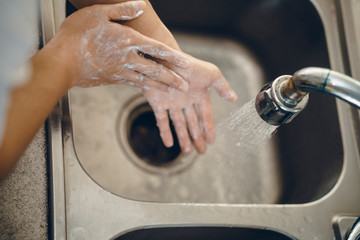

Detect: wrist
[32,44,77,96]
[42,34,81,89]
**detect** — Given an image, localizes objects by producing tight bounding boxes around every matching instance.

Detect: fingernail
[225,90,238,101]
[115,1,144,20]
[160,133,173,147]
[206,133,216,144]
[135,10,144,17]
[184,146,192,154]
[231,90,238,101]
[197,145,207,154]
[165,141,173,148]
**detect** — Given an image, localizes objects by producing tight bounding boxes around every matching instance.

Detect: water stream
[181,98,281,203]
[215,98,279,155]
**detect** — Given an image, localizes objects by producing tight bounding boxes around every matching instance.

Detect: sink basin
[69,0,342,204]
[47,0,360,239]
[70,32,281,204]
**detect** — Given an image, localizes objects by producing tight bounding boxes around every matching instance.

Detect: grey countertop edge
[0,126,48,240]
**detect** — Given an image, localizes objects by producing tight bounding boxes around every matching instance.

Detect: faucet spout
[255,67,360,125]
[292,67,360,107]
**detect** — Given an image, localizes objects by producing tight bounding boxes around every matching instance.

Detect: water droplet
[298,227,305,234]
[304,215,313,223]
[68,160,75,167]
[263,208,271,214]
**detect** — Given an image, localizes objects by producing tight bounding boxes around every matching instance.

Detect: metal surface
[293,67,360,107]
[255,75,309,125]
[348,218,360,240]
[255,67,360,125]
[116,95,194,175]
[69,33,280,204]
[41,0,66,239]
[333,216,359,240]
[46,0,360,239]
[339,0,360,171]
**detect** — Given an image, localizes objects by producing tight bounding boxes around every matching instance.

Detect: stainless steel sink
[69,32,281,204]
[68,0,341,204]
[46,0,360,239]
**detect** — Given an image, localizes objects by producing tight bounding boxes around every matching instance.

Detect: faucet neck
[282,77,307,104]
[292,67,360,108]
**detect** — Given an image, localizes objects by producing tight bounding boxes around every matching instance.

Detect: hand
[50,1,190,91]
[143,55,237,154]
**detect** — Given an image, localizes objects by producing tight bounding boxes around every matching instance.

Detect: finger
[169,109,192,154]
[120,79,146,89]
[113,69,170,92]
[197,97,216,144]
[212,77,238,102]
[183,107,207,154]
[125,58,189,92]
[140,79,170,92]
[137,44,189,69]
[153,110,174,147]
[107,1,146,21]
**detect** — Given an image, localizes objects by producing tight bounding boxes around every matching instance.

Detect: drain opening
[126,103,181,167]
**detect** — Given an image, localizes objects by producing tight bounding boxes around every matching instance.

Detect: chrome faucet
[347,217,360,240]
[255,67,360,125]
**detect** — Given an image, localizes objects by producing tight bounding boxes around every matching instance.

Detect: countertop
[0,126,48,240]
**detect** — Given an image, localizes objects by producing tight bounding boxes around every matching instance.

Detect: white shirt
[0,0,39,143]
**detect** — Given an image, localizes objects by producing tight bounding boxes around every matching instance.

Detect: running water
[188,98,280,203]
[216,98,278,153]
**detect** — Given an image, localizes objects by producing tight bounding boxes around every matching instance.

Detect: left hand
[143,55,237,154]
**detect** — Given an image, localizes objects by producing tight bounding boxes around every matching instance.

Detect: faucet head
[255,75,309,125]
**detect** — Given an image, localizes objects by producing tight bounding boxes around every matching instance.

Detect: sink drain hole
[117,95,195,174]
[127,103,181,166]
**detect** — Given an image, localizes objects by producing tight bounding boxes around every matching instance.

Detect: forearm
[0,43,74,181]
[69,0,180,50]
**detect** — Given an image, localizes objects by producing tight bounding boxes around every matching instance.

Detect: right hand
[49,1,190,92]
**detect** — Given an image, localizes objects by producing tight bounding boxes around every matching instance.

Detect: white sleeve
[0,0,39,143]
